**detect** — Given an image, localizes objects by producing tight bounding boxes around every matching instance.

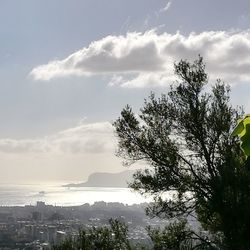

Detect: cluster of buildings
[0,201,163,250]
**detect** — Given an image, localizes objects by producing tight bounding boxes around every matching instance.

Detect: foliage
[148,220,191,250]
[113,56,250,249]
[232,114,250,155]
[52,218,212,250]
[53,218,132,250]
[147,220,214,250]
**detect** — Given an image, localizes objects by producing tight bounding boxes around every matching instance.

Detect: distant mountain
[63,170,135,188]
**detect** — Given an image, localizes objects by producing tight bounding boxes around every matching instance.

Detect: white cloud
[109,72,176,88]
[30,30,250,87]
[30,30,164,81]
[0,122,115,154]
[160,1,172,12]
[109,75,127,87]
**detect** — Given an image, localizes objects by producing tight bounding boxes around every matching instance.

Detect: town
[0,201,167,249]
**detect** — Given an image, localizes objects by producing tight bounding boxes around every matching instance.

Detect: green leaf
[232,118,244,136]
[232,114,250,156]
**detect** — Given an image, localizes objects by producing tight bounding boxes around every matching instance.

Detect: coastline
[0,183,151,207]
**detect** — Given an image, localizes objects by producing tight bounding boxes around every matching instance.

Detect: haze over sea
[0,182,151,207]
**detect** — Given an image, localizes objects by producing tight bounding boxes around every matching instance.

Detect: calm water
[0,182,151,206]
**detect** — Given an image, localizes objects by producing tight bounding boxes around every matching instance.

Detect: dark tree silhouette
[114,56,250,249]
[53,219,132,250]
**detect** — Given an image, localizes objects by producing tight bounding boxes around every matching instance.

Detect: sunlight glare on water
[0,182,152,206]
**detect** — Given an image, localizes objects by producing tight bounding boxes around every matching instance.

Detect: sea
[0,182,151,207]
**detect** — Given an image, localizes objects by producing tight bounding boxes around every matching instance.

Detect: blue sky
[0,0,250,182]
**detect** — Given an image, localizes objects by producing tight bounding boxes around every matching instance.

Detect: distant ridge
[63,170,135,188]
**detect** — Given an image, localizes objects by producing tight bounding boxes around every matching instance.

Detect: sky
[0,0,250,183]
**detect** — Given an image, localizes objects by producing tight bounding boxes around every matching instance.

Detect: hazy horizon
[0,0,250,183]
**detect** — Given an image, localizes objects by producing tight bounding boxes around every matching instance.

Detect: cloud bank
[0,122,115,154]
[30,30,250,87]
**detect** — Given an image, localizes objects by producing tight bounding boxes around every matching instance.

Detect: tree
[53,219,132,250]
[147,220,193,250]
[113,56,250,249]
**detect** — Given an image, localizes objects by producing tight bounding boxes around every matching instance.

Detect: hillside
[64,170,135,188]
